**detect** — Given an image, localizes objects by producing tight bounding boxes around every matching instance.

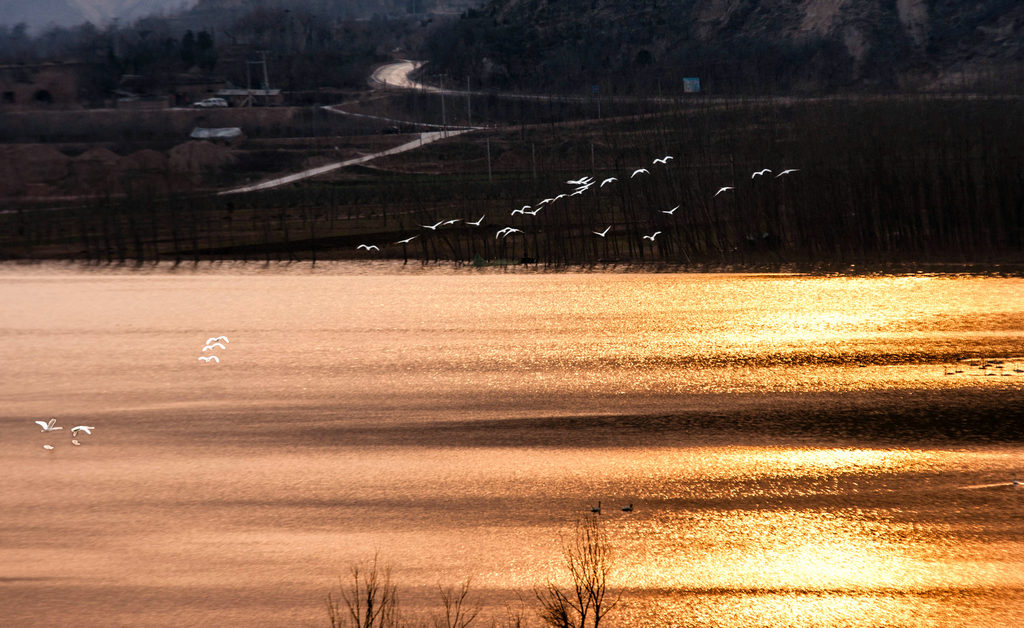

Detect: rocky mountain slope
[426,0,1024,93]
[0,0,193,30]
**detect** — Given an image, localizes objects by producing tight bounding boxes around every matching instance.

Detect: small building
[215,88,284,107]
[0,62,83,109]
[171,73,229,107]
[190,127,245,145]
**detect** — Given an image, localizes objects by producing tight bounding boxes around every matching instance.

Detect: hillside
[426,0,1024,93]
[0,0,193,30]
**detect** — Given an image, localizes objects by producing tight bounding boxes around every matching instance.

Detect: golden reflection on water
[1,265,1023,626]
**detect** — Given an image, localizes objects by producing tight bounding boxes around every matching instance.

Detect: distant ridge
[0,0,195,30]
[426,0,1024,93]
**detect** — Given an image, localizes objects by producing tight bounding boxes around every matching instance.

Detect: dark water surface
[1,262,1022,626]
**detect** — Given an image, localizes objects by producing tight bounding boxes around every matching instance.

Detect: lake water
[1,262,1022,627]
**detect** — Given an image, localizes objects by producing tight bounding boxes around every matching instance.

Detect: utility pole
[261,50,270,89]
[532,143,537,182]
[440,74,447,136]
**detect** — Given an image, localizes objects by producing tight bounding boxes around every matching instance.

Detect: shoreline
[3,258,1024,277]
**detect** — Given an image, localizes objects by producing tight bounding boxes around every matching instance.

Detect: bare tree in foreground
[327,553,401,628]
[535,516,618,628]
[433,579,480,628]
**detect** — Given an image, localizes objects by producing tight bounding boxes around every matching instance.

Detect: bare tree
[433,579,480,628]
[327,553,401,628]
[535,516,617,628]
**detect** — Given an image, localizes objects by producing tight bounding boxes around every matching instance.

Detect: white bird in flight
[394,235,418,244]
[467,215,485,226]
[600,177,617,187]
[631,168,649,178]
[511,207,528,215]
[203,342,227,351]
[653,155,673,164]
[356,244,380,251]
[593,226,611,237]
[775,168,800,177]
[421,220,444,230]
[71,425,95,437]
[662,205,679,215]
[751,169,772,179]
[442,219,461,225]
[43,444,55,451]
[643,231,662,241]
[566,176,593,185]
[714,186,734,197]
[35,418,62,432]
[198,355,220,363]
[524,207,543,216]
[538,198,554,206]
[496,227,523,238]
[205,336,229,345]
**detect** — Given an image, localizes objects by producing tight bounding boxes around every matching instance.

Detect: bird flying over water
[512,206,528,215]
[71,425,95,437]
[714,186,734,197]
[421,220,444,230]
[600,177,617,187]
[566,176,593,185]
[643,231,662,241]
[356,244,380,251]
[653,156,673,164]
[442,219,461,225]
[198,355,220,363]
[35,418,62,432]
[205,336,229,345]
[43,444,55,451]
[631,168,649,178]
[593,226,611,237]
[775,168,800,177]
[394,236,418,244]
[203,342,227,351]
[751,169,772,178]
[467,216,485,226]
[662,205,679,215]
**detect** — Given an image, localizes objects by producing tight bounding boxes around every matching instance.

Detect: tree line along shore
[1,94,1021,269]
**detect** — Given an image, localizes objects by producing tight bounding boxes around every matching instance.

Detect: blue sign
[683,77,701,93]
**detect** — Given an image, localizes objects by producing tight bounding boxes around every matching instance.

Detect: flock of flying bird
[35,418,95,451]
[355,155,800,253]
[198,335,230,364]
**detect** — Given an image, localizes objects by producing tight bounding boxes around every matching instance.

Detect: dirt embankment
[0,141,236,198]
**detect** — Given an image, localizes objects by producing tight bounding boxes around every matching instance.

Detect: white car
[193,97,228,108]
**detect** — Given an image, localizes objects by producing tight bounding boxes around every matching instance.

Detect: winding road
[219,60,470,196]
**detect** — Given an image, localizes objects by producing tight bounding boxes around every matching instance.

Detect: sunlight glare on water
[0,263,1022,626]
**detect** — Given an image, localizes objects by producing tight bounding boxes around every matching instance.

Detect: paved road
[370,60,436,92]
[217,129,467,196]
